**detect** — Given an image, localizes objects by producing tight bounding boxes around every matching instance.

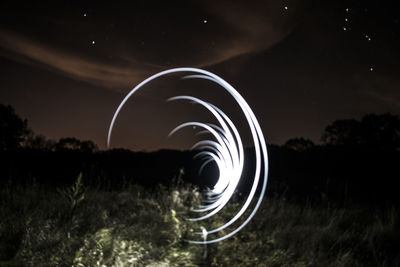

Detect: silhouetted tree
[55,137,98,153]
[321,119,362,146]
[361,113,400,150]
[55,137,81,151]
[23,133,56,150]
[284,137,314,151]
[79,140,98,153]
[321,113,400,150]
[0,104,29,151]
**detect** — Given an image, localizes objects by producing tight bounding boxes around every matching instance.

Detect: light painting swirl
[107,68,269,244]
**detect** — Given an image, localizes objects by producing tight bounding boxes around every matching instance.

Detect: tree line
[0,104,98,152]
[1,103,400,206]
[2,103,400,153]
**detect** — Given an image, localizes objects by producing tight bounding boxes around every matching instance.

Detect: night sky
[1,0,399,151]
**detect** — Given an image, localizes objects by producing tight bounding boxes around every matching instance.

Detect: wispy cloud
[203,0,297,61]
[0,30,153,90]
[0,1,297,90]
[353,71,400,109]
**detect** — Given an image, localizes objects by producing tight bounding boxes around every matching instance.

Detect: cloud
[353,71,400,109]
[0,2,298,90]
[366,90,400,108]
[203,0,297,60]
[0,30,155,90]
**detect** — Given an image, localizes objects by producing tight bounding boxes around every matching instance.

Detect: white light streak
[107,68,269,244]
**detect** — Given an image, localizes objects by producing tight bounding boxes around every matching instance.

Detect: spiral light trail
[107,68,269,244]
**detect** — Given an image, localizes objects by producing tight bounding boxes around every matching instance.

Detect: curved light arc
[107,67,269,244]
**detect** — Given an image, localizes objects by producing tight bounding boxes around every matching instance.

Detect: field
[1,175,399,267]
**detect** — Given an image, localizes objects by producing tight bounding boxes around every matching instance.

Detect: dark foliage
[0,104,29,151]
[55,137,98,153]
[284,137,314,152]
[1,104,400,207]
[322,113,400,151]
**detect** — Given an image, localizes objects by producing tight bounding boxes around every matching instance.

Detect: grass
[0,176,399,266]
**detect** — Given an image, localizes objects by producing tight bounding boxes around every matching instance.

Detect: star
[284,6,288,10]
[370,67,374,71]
[203,19,207,24]
[83,13,87,17]
[91,40,96,45]
[343,26,347,31]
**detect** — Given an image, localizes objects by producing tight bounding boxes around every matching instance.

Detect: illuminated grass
[0,181,399,266]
